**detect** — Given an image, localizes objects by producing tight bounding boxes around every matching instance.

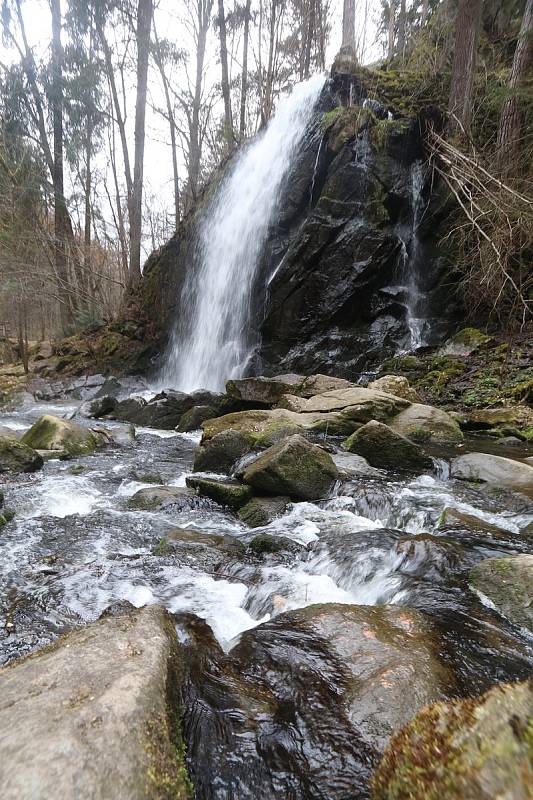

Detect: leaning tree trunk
[218,0,234,149]
[447,0,483,136]
[342,0,355,50]
[129,0,154,284]
[496,0,533,176]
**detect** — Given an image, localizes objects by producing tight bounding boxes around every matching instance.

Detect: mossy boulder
[21,415,107,456]
[0,432,43,474]
[451,453,533,494]
[389,403,463,443]
[185,476,252,511]
[127,485,199,512]
[326,105,375,154]
[226,374,305,405]
[237,495,290,527]
[243,434,338,501]
[0,507,15,527]
[469,555,533,633]
[439,327,493,357]
[368,375,421,402]
[193,429,255,474]
[0,604,191,799]
[277,387,409,418]
[201,408,309,446]
[371,679,533,800]
[343,420,432,472]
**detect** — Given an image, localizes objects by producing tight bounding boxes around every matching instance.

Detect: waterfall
[162,73,326,392]
[398,159,428,351]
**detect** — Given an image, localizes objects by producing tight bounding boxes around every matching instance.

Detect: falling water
[404,160,427,349]
[162,73,326,392]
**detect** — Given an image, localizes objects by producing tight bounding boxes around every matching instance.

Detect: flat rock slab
[0,605,189,800]
[278,386,409,417]
[451,452,533,495]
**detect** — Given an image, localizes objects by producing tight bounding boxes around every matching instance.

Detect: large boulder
[193,429,255,473]
[389,402,463,443]
[278,386,409,418]
[127,485,203,512]
[368,375,421,402]
[0,432,43,474]
[469,555,533,632]
[180,604,452,799]
[226,374,305,405]
[21,415,108,456]
[243,434,338,500]
[0,605,190,800]
[372,679,533,800]
[344,420,433,472]
[177,405,218,432]
[201,408,313,446]
[237,495,290,527]
[185,476,253,511]
[451,453,533,493]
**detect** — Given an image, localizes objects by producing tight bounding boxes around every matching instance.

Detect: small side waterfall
[162,74,325,392]
[405,160,427,348]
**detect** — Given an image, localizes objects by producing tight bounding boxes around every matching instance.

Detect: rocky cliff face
[132,66,460,380]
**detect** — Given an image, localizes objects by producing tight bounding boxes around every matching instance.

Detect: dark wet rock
[390,402,463,443]
[372,678,533,800]
[331,451,382,479]
[112,396,147,422]
[177,405,218,432]
[193,429,254,473]
[127,485,202,512]
[451,453,533,494]
[186,476,253,511]
[130,470,164,484]
[243,434,338,500]
[226,374,306,405]
[237,495,290,527]
[21,415,108,456]
[0,605,190,800]
[247,533,303,556]
[133,390,196,429]
[469,555,533,632]
[93,376,124,399]
[153,527,246,570]
[344,420,433,472]
[85,394,117,418]
[179,603,452,800]
[0,432,43,474]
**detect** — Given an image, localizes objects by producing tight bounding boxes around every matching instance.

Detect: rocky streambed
[1,371,533,798]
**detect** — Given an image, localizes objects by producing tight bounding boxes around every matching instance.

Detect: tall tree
[447,0,483,136]
[217,0,234,149]
[239,0,251,137]
[187,0,213,204]
[388,0,396,58]
[496,0,533,174]
[397,0,406,56]
[129,0,153,282]
[342,0,355,50]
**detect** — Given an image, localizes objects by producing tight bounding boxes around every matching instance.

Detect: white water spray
[162,73,325,392]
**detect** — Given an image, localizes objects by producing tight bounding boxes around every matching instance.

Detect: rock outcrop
[469,555,533,632]
[0,605,190,800]
[451,453,533,493]
[344,420,432,472]
[21,415,108,456]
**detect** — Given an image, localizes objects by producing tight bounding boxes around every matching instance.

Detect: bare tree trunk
[496,0,533,174]
[239,0,251,137]
[51,0,73,334]
[388,0,395,59]
[397,0,406,56]
[342,0,355,50]
[317,0,326,69]
[153,28,180,227]
[303,0,316,79]
[421,0,429,25]
[263,0,278,123]
[188,0,212,206]
[129,0,154,283]
[447,0,483,136]
[217,0,234,149]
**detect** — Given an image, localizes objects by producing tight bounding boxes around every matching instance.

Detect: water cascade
[404,160,428,349]
[162,74,326,392]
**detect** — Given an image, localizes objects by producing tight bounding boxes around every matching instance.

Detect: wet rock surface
[469,555,533,633]
[344,420,433,472]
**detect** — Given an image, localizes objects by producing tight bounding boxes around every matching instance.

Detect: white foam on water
[18,475,108,519]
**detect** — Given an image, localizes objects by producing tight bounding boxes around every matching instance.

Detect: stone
[237,495,290,527]
[243,434,338,500]
[153,528,246,567]
[21,415,107,456]
[331,451,382,479]
[438,326,493,357]
[389,402,463,443]
[460,406,533,432]
[127,485,200,511]
[298,374,356,397]
[344,420,433,472]
[451,453,533,494]
[368,375,421,402]
[201,408,310,446]
[247,534,302,555]
[193,429,255,473]
[469,555,533,632]
[225,374,305,405]
[372,679,533,800]
[0,433,43,474]
[185,476,253,511]
[177,405,218,432]
[113,396,147,423]
[86,395,117,419]
[0,605,190,800]
[132,390,196,430]
[179,604,452,799]
[277,386,409,418]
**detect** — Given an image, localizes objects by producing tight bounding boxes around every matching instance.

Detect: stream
[2,391,533,694]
